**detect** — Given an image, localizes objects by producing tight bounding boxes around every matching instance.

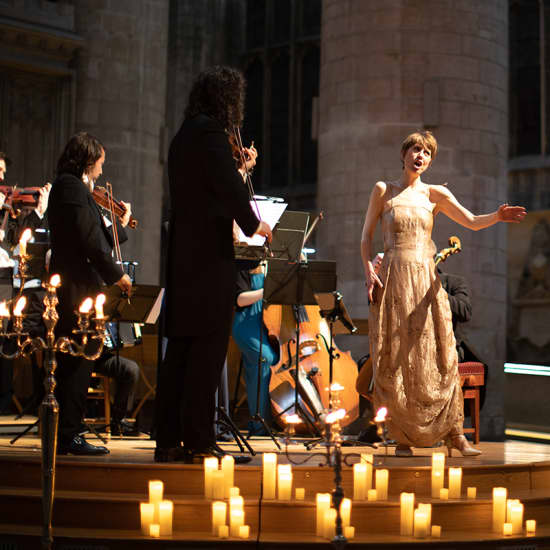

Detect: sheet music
[236,200,288,246]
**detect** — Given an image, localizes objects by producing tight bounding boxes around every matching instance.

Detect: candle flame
[14,296,26,316]
[0,301,9,318]
[326,408,346,423]
[329,382,345,392]
[94,293,106,319]
[49,274,61,288]
[374,407,388,422]
[19,228,32,245]
[79,297,93,314]
[284,414,301,424]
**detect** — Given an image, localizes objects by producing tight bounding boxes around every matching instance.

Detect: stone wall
[318,0,509,439]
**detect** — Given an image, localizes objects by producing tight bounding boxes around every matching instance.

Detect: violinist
[48,131,132,456]
[155,65,271,463]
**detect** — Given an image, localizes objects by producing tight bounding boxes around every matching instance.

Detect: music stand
[264,259,337,437]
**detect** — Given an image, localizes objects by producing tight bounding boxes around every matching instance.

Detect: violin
[92,186,138,229]
[434,236,461,265]
[0,185,42,210]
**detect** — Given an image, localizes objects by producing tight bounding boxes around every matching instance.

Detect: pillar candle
[295,487,305,500]
[448,467,462,499]
[239,525,250,539]
[140,502,154,535]
[417,503,432,532]
[262,453,277,500]
[492,487,507,533]
[361,453,373,490]
[340,498,351,527]
[212,501,227,536]
[526,519,536,535]
[158,500,173,536]
[323,508,336,540]
[413,509,428,538]
[506,499,520,522]
[230,495,244,513]
[316,493,331,536]
[510,502,524,535]
[467,487,477,499]
[431,525,441,538]
[212,470,225,500]
[221,455,235,499]
[278,472,292,500]
[431,453,445,498]
[353,463,367,500]
[400,493,415,536]
[229,509,244,537]
[229,487,240,498]
[149,480,164,504]
[375,469,389,500]
[344,525,355,539]
[204,457,218,499]
[503,522,513,536]
[218,525,229,538]
[149,523,160,538]
[368,489,378,501]
[440,488,449,500]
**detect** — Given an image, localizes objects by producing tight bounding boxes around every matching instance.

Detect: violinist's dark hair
[56,131,105,177]
[0,152,11,166]
[184,65,246,129]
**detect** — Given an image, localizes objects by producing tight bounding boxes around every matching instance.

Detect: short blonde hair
[400,130,438,160]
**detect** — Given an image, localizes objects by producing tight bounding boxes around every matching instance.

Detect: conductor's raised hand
[497,204,526,223]
[254,220,272,243]
[115,273,133,296]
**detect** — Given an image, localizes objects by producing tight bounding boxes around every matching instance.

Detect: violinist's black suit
[48,173,126,444]
[156,114,259,452]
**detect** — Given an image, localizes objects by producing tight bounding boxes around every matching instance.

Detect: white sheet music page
[236,200,288,246]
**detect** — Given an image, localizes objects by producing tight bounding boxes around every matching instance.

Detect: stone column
[72,0,169,285]
[318,0,508,439]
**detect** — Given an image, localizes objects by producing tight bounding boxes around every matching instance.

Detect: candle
[18,228,32,257]
[506,499,520,522]
[140,502,154,535]
[49,274,61,287]
[413,509,428,538]
[239,525,250,539]
[211,501,226,536]
[431,453,445,498]
[375,469,389,500]
[79,297,93,314]
[94,293,106,319]
[204,457,218,499]
[158,500,173,536]
[353,463,367,500]
[149,480,163,504]
[467,487,477,499]
[503,522,513,536]
[440,488,449,500]
[0,301,9,318]
[263,453,277,500]
[340,498,351,527]
[417,503,432,532]
[229,486,240,498]
[368,489,378,501]
[149,523,160,538]
[229,495,244,514]
[525,519,536,535]
[295,487,305,500]
[316,493,331,536]
[492,487,507,533]
[323,508,336,540]
[510,502,523,535]
[229,509,244,537]
[218,524,229,538]
[431,525,441,538]
[278,472,292,500]
[400,492,415,536]
[344,525,355,539]
[361,453,373,490]
[212,470,225,500]
[448,467,462,499]
[13,296,26,317]
[221,455,235,499]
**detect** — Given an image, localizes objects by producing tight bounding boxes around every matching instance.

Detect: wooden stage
[0,425,550,548]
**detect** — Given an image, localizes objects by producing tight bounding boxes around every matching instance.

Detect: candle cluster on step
[139,480,173,537]
[315,494,355,540]
[261,454,304,501]
[353,454,390,501]
[492,490,536,537]
[211,494,250,539]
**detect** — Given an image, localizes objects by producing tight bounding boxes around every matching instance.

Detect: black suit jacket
[165,114,259,336]
[48,173,126,334]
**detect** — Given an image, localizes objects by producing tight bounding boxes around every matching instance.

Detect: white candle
[230,509,244,537]
[218,524,229,538]
[448,467,462,499]
[526,519,536,535]
[340,498,351,527]
[229,486,240,498]
[400,492,415,536]
[417,503,431,531]
[211,501,227,536]
[506,499,520,522]
[140,502,154,535]
[204,457,218,499]
[230,495,244,513]
[510,502,524,535]
[440,488,449,500]
[467,487,477,499]
[375,469,389,500]
[0,301,9,318]
[493,487,507,533]
[221,455,235,499]
[353,463,367,500]
[263,453,277,499]
[94,293,106,319]
[158,500,173,536]
[316,493,331,536]
[149,480,163,509]
[413,509,428,538]
[323,508,336,540]
[503,522,513,536]
[431,453,445,498]
[367,488,378,501]
[361,453,373,490]
[239,525,250,539]
[344,525,355,539]
[278,472,292,500]
[212,469,225,500]
[431,525,441,538]
[149,523,160,538]
[295,487,305,500]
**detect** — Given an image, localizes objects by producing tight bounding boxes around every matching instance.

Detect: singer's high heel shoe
[445,435,482,457]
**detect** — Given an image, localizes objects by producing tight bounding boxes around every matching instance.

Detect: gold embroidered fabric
[369,182,464,447]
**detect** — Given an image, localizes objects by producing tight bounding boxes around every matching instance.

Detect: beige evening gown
[369,182,464,447]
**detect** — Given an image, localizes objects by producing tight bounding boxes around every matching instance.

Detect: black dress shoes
[58,435,110,456]
[189,444,252,464]
[154,446,190,463]
[110,419,140,437]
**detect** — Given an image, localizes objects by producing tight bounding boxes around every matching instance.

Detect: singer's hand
[115,273,133,296]
[254,220,272,243]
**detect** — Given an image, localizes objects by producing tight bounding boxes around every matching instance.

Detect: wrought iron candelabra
[0,245,107,550]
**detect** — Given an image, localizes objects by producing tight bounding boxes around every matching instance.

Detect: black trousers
[155,319,231,450]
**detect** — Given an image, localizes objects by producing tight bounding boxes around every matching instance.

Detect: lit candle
[262,453,277,500]
[525,519,536,535]
[229,487,240,498]
[204,457,218,499]
[212,469,225,500]
[323,508,336,540]
[510,502,523,535]
[503,522,513,536]
[13,296,26,317]
[316,493,331,536]
[18,228,32,257]
[295,487,305,500]
[344,525,355,539]
[49,274,61,288]
[140,502,154,535]
[367,489,378,501]
[79,297,93,314]
[149,523,160,538]
[149,480,163,504]
[218,524,229,538]
[375,469,389,500]
[239,525,250,539]
[431,525,441,538]
[340,498,351,527]
[467,487,477,499]
[493,487,507,533]
[353,463,367,500]
[94,293,106,319]
[448,467,462,499]
[417,503,431,532]
[229,508,244,537]
[413,508,428,538]
[506,499,520,522]
[211,501,227,536]
[361,453,373,490]
[431,453,445,498]
[158,500,173,536]
[400,492,415,536]
[0,301,9,318]
[229,495,244,513]
[440,488,449,500]
[278,472,292,500]
[221,455,235,499]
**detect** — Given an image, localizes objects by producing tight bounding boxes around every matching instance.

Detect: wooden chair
[86,372,111,433]
[458,362,485,444]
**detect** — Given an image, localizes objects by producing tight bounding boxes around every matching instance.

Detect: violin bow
[105,182,123,264]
